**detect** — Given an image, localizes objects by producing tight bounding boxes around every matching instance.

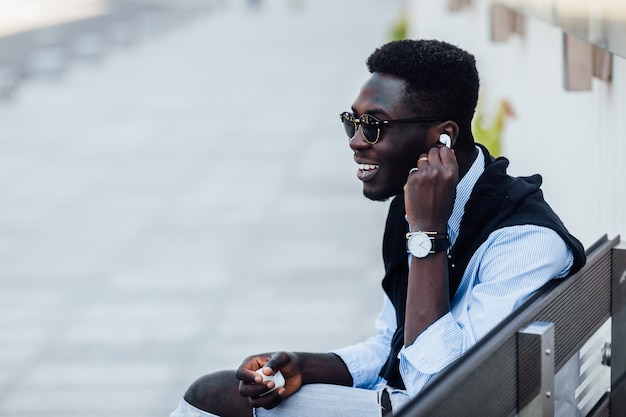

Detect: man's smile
[356,162,380,181]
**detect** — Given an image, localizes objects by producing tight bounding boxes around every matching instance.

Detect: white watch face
[408,233,432,258]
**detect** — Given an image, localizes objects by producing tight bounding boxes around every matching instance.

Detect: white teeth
[358,163,379,171]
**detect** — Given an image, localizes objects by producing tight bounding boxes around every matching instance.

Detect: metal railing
[396,235,625,417]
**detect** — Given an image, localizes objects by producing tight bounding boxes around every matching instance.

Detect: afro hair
[367,39,480,136]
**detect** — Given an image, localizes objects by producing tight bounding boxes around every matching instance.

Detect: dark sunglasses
[339,112,442,145]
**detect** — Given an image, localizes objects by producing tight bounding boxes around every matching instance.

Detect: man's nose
[348,129,371,151]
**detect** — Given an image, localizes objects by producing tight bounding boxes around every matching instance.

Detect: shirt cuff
[399,312,467,375]
[331,342,389,389]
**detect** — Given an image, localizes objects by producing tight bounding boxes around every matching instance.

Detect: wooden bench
[396,235,625,417]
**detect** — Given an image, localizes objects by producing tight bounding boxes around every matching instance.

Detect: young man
[171,39,586,417]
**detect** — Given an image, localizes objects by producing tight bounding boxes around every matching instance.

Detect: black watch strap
[406,232,450,253]
[430,234,450,252]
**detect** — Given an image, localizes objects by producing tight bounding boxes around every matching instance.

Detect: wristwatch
[406,232,450,258]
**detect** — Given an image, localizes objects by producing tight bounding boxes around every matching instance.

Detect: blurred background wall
[406,0,625,248]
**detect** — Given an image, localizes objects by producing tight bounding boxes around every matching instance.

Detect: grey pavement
[0,1,218,99]
[0,0,404,416]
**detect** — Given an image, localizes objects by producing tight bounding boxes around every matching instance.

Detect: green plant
[472,98,515,157]
[390,7,409,40]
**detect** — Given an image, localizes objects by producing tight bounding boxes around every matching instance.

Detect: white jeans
[170,384,410,417]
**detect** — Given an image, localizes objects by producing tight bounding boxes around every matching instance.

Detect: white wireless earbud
[439,134,451,148]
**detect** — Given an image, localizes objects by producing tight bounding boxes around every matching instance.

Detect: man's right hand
[236,351,303,409]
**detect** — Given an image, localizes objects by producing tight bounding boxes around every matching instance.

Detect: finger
[236,368,261,384]
[236,356,270,383]
[248,389,282,410]
[428,145,459,170]
[427,146,444,166]
[417,156,429,167]
[239,380,274,398]
[264,352,291,373]
[437,146,458,166]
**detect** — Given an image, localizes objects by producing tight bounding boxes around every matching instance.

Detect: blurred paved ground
[0,0,404,415]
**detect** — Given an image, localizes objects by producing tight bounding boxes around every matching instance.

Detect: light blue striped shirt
[333,146,574,397]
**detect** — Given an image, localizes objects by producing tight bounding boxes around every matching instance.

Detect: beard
[363,160,414,201]
[363,184,400,202]
[362,168,407,202]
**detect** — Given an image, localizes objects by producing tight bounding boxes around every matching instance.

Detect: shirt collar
[447,146,485,246]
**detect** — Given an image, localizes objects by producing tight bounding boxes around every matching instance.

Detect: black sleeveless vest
[379,145,586,389]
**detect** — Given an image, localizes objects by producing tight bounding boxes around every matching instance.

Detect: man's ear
[439,121,459,148]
